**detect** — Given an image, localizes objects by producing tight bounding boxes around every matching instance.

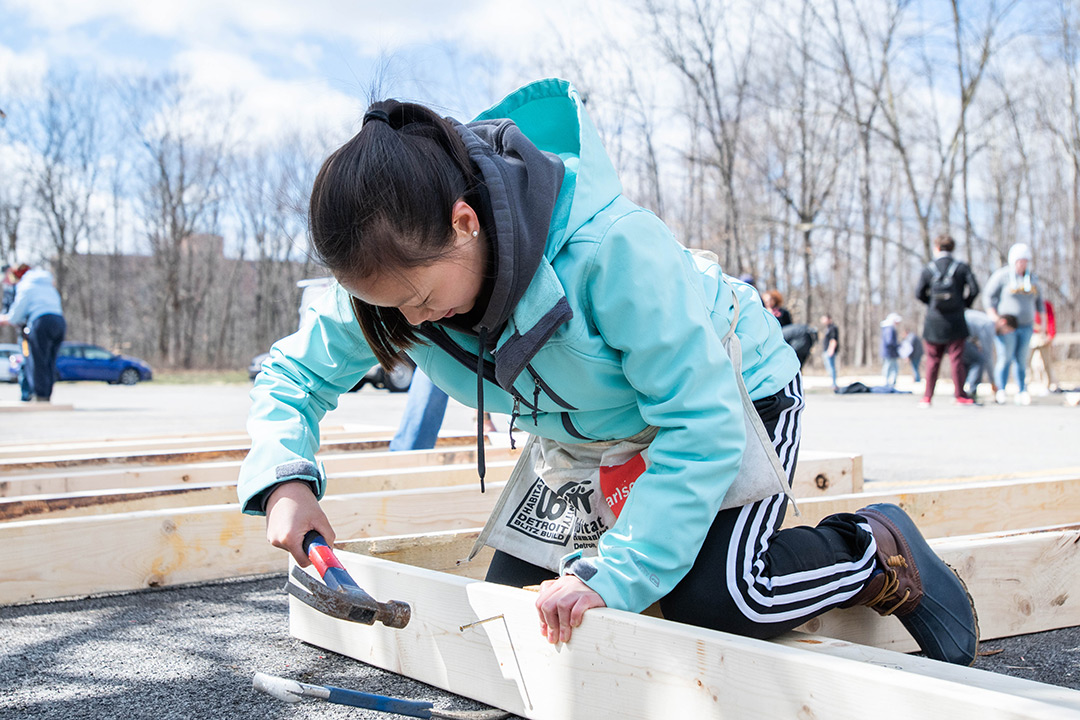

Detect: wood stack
[8,426,1075,716]
[0,427,860,605]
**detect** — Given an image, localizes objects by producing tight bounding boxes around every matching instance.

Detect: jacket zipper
[526,363,578,410]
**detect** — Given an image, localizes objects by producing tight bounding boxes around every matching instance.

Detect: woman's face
[1013,258,1029,275]
[340,229,488,326]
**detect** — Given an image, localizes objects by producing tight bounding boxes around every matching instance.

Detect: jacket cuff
[240,459,326,515]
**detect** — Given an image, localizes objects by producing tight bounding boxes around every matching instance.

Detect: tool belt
[469,286,796,573]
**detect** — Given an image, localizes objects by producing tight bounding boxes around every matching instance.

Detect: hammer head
[287,566,411,628]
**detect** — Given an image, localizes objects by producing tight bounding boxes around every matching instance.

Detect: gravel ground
[2,371,1079,718]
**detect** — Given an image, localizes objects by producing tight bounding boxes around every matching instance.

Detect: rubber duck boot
[844,503,979,665]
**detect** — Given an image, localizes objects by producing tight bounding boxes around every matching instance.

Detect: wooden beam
[0,482,507,604]
[0,433,478,472]
[0,450,864,519]
[2,472,1074,606]
[0,445,519,497]
[0,425,367,458]
[0,401,74,412]
[342,520,1080,653]
[288,548,1080,719]
[0,461,517,521]
[0,446,861,508]
[784,473,1080,536]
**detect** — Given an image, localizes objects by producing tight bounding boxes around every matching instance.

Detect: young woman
[238,79,977,664]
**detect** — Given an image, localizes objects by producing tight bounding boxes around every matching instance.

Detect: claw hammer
[285,530,411,628]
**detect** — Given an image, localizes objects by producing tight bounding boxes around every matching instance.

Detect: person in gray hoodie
[983,243,1043,405]
[0,267,66,402]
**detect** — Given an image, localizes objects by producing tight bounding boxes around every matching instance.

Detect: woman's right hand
[264,480,336,567]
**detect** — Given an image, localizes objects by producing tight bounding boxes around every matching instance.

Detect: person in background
[0,266,66,403]
[819,314,839,391]
[915,235,979,408]
[879,313,902,389]
[390,368,497,452]
[762,290,792,327]
[963,309,1017,401]
[898,327,924,383]
[389,368,450,451]
[1029,299,1058,394]
[984,243,1043,405]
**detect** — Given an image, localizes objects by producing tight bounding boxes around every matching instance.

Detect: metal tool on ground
[252,672,510,719]
[286,530,411,628]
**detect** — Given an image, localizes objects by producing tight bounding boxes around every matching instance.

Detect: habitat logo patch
[506,478,575,546]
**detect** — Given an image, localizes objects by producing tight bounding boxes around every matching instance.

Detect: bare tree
[753,0,848,324]
[123,74,234,367]
[640,0,761,270]
[822,0,906,365]
[28,70,104,300]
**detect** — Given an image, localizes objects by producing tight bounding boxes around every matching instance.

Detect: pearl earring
[472,230,478,238]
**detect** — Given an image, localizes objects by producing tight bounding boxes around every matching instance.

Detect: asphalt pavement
[2,370,1079,718]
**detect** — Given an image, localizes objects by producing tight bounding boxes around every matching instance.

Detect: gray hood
[449,118,565,340]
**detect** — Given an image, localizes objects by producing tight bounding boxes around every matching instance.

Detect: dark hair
[309,100,476,368]
[934,234,956,253]
[1001,314,1019,330]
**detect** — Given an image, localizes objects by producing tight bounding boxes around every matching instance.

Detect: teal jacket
[238,79,800,613]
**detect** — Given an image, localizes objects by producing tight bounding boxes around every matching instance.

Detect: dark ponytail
[309,100,476,368]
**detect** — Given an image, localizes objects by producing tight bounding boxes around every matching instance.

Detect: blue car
[55,342,153,385]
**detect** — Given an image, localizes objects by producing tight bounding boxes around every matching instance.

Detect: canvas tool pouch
[468,287,797,573]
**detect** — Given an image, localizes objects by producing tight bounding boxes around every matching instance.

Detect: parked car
[352,359,415,393]
[0,343,19,383]
[55,342,153,384]
[247,351,414,393]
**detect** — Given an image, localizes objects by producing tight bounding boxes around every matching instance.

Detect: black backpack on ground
[927,260,964,313]
[781,323,818,366]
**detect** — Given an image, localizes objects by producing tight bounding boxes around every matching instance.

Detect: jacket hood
[449,118,565,337]
[18,268,55,287]
[474,78,623,260]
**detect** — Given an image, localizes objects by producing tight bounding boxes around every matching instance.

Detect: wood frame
[0,433,477,472]
[0,445,520,497]
[0,425,368,458]
[2,472,1079,621]
[288,541,1080,719]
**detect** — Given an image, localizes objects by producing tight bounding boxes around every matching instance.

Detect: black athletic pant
[486,374,879,639]
[25,313,66,401]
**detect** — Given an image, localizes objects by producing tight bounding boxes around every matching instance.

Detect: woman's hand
[535,574,606,644]
[264,480,335,566]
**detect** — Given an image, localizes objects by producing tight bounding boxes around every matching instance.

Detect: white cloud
[0,43,49,97]
[170,48,361,146]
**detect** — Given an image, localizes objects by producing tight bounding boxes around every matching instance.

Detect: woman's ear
[450,200,480,242]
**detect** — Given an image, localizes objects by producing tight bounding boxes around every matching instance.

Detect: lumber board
[0,446,860,511]
[0,401,74,412]
[1,471,1073,604]
[796,523,1080,653]
[0,432,477,472]
[0,445,519,496]
[0,450,863,518]
[0,461,517,521]
[342,520,1080,652]
[783,473,1080,536]
[289,548,1080,719]
[0,482,507,604]
[0,425,369,458]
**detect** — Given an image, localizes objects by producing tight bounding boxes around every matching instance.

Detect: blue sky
[0,0,630,133]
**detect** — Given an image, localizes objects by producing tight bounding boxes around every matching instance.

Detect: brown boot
[844,503,979,665]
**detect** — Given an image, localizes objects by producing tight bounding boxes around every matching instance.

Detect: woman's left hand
[535,574,606,644]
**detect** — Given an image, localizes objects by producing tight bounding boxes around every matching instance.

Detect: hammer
[253,672,510,719]
[285,530,411,628]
